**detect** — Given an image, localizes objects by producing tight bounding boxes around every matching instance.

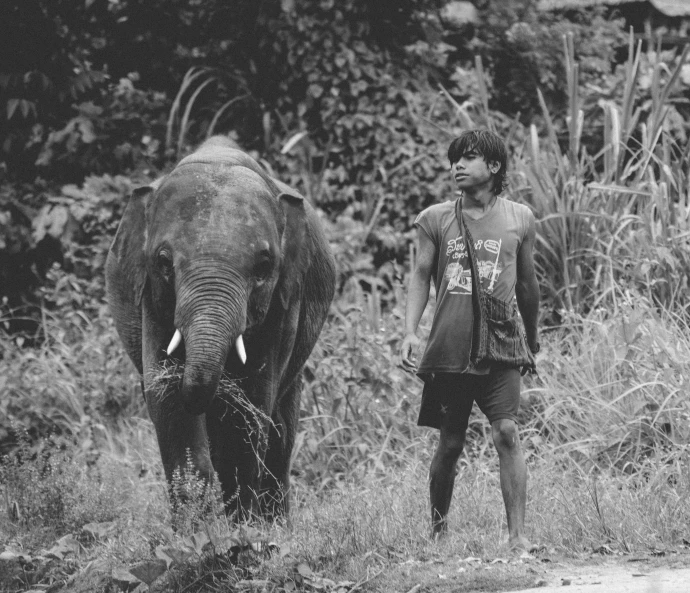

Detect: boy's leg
[475,367,533,550]
[428,373,475,536]
[492,418,530,549]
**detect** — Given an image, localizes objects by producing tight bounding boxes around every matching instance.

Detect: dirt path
[384,549,690,593]
[505,564,690,592]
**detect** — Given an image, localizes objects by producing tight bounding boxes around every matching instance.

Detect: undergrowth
[0,284,690,591]
[0,429,125,538]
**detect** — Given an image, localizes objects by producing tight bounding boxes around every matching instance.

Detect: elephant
[106,136,336,518]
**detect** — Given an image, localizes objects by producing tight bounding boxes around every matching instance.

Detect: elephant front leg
[205,397,266,520]
[141,301,214,490]
[145,388,214,486]
[260,375,302,519]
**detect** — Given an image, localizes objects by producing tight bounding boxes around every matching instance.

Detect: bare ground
[381,547,690,593]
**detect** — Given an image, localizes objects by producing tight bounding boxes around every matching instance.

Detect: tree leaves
[6,99,36,120]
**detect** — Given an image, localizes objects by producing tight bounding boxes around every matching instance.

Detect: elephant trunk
[175,268,247,416]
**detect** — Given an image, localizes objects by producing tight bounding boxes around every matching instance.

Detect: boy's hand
[400,333,421,371]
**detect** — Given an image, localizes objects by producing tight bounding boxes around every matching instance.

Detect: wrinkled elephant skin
[105,137,336,519]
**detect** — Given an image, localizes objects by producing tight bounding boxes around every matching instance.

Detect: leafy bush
[468,1,628,123]
[0,172,137,337]
[0,0,111,178]
[34,75,168,181]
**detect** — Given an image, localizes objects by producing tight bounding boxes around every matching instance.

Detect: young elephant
[106,137,336,518]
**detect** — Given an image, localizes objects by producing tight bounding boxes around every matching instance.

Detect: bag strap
[455,199,485,361]
[454,198,483,298]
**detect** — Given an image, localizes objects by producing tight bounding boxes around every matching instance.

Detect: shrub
[0,172,138,336]
[468,1,628,124]
[34,75,168,181]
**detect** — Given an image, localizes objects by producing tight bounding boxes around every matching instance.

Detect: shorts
[417,367,521,429]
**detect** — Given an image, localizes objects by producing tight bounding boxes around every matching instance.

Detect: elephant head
[107,146,310,417]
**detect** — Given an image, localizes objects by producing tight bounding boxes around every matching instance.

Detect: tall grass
[2,273,690,591]
[517,33,690,314]
[0,301,143,457]
[165,67,252,159]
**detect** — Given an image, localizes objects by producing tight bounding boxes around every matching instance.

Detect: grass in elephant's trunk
[148,360,277,528]
[148,360,274,454]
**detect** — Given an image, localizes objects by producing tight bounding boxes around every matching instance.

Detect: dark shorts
[417,368,521,429]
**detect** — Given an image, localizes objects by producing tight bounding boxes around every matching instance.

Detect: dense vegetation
[2,1,690,592]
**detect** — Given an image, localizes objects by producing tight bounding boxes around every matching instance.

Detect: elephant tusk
[235,335,247,365]
[166,329,182,356]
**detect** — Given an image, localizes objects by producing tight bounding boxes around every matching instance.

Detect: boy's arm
[400,228,436,370]
[515,212,540,353]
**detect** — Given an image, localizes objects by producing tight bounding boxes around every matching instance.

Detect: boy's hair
[447,130,508,195]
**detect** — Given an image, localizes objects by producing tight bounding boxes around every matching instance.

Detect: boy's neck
[461,186,497,213]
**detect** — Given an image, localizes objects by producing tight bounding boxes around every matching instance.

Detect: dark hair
[447,129,508,195]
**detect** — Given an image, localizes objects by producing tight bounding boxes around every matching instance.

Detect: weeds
[0,428,125,537]
[2,291,690,591]
[169,453,226,535]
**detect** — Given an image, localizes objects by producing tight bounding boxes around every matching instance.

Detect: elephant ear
[106,184,153,312]
[278,192,310,310]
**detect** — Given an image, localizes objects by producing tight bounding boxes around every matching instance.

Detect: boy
[400,130,540,551]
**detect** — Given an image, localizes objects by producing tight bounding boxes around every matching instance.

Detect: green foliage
[7,0,685,322]
[0,0,453,317]
[521,297,690,470]
[298,297,422,490]
[0,429,125,535]
[0,173,135,333]
[34,76,168,181]
[2,265,690,590]
[469,1,628,122]
[0,0,110,175]
[510,34,690,314]
[0,278,142,455]
[1,0,447,179]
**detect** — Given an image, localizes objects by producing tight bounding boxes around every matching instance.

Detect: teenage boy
[400,129,540,551]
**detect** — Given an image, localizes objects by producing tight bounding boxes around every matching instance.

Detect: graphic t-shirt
[414,197,533,375]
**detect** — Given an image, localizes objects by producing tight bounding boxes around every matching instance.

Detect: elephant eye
[254,259,272,282]
[157,249,173,274]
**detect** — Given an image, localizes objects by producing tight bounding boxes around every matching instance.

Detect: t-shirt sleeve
[518,204,534,246]
[414,207,438,247]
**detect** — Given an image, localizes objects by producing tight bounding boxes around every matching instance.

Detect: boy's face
[451,149,500,192]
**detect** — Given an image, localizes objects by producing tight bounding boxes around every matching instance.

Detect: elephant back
[176,142,270,186]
